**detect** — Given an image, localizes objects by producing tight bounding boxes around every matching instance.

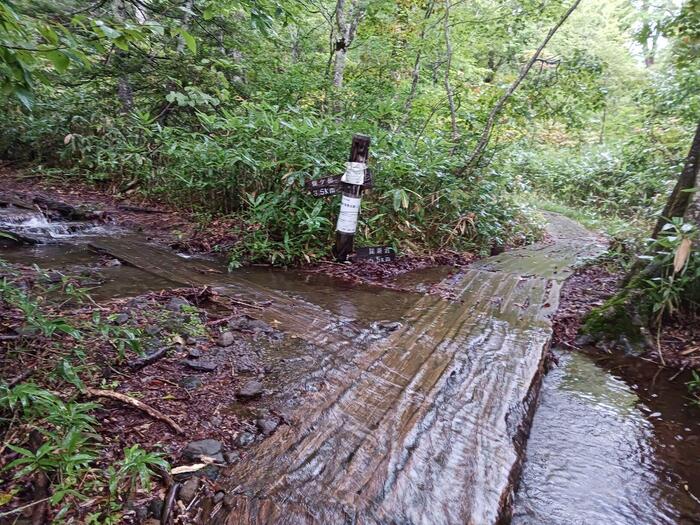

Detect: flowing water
[1,205,699,523]
[513,350,700,525]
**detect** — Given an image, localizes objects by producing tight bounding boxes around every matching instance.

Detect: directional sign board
[305,175,341,196]
[351,246,396,263]
[306,171,373,197]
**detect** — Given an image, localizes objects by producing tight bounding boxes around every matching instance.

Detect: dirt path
[199,213,607,525]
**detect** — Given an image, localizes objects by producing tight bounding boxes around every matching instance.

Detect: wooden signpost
[304,134,395,263]
[333,134,370,262]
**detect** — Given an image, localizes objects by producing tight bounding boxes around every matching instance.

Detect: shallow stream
[1,206,699,523]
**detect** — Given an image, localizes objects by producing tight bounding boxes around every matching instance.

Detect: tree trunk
[652,121,700,237]
[332,0,365,111]
[176,0,196,53]
[443,0,458,148]
[456,0,583,177]
[403,0,435,116]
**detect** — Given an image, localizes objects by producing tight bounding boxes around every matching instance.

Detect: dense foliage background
[1,0,698,264]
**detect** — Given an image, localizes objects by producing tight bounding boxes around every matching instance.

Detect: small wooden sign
[306,170,373,198]
[352,246,396,263]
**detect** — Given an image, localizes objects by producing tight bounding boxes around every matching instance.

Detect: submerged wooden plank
[92,214,605,525]
[88,238,367,350]
[208,214,605,525]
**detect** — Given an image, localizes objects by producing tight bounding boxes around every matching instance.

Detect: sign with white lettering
[352,246,396,262]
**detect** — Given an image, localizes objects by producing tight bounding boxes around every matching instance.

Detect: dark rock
[183,359,217,372]
[186,336,198,345]
[234,432,255,447]
[134,504,148,522]
[209,416,223,427]
[247,319,273,333]
[179,376,202,390]
[113,313,130,325]
[218,331,235,347]
[179,477,200,504]
[167,296,190,312]
[104,258,122,267]
[238,380,264,399]
[187,348,203,358]
[214,491,225,504]
[182,439,224,462]
[379,320,401,332]
[574,334,596,347]
[147,498,163,518]
[224,451,240,464]
[228,316,250,331]
[200,464,220,481]
[256,417,279,435]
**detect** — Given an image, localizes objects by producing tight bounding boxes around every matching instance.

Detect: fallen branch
[85,388,184,434]
[8,368,35,388]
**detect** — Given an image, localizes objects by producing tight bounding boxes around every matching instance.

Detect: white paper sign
[336,195,361,233]
[341,162,366,185]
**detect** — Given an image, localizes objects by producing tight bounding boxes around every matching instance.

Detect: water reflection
[513,350,700,525]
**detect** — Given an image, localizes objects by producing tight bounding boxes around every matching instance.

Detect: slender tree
[457,0,583,176]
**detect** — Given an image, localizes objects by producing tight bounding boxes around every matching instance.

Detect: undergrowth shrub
[2,94,541,265]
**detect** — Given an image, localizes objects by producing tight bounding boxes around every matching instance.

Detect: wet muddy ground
[1,191,700,524]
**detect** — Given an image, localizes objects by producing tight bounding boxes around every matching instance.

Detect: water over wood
[4,204,699,524]
[202,214,606,525]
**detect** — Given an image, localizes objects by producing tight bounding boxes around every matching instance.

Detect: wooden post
[333,134,371,262]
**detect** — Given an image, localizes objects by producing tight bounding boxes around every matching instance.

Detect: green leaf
[180,30,196,54]
[45,50,69,73]
[14,89,33,110]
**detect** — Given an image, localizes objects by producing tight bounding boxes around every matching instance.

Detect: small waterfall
[0,206,109,243]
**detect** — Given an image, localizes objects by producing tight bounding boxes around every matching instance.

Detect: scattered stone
[256,417,279,435]
[228,316,272,333]
[182,439,224,463]
[183,359,217,372]
[209,416,223,427]
[179,376,202,390]
[104,258,122,267]
[167,296,190,312]
[574,334,596,346]
[179,477,200,505]
[218,331,235,347]
[234,432,255,447]
[113,313,130,325]
[186,336,198,345]
[145,324,161,336]
[238,380,264,399]
[187,348,203,358]
[224,451,240,464]
[214,491,225,504]
[147,498,163,518]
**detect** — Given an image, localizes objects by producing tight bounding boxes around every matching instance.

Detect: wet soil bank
[548,258,700,370]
